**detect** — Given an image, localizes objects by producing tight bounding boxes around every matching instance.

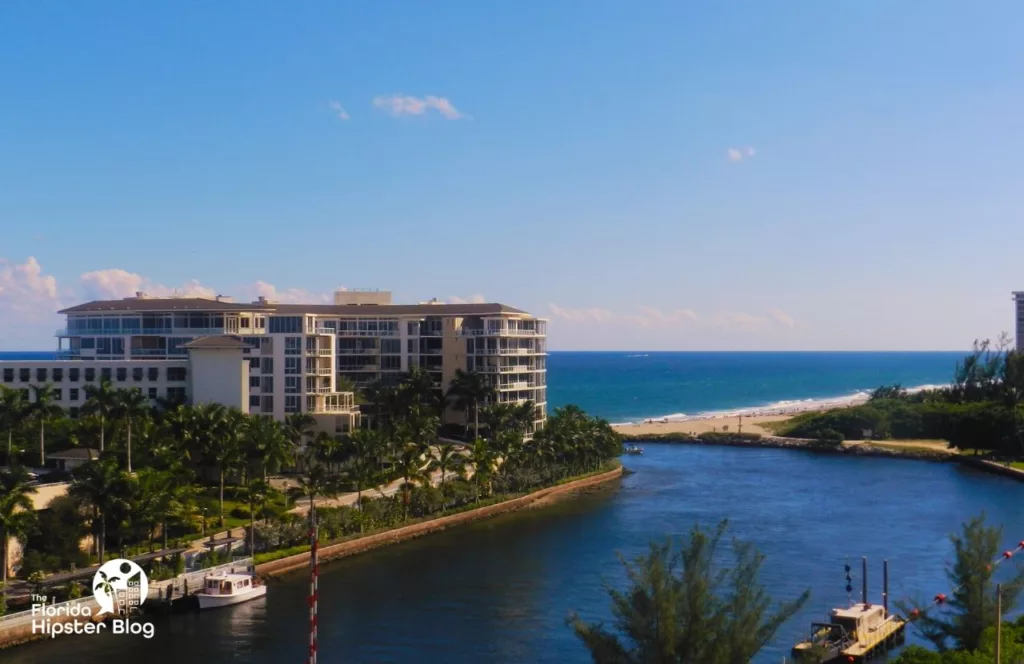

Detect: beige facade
[1,289,545,436]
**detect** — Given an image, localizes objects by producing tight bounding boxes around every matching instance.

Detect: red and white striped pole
[308,505,318,664]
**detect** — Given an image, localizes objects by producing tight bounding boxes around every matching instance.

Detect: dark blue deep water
[11,447,1024,664]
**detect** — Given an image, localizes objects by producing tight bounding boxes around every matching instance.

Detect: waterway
[10,445,1024,663]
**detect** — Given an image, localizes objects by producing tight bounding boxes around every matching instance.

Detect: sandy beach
[612,413,795,437]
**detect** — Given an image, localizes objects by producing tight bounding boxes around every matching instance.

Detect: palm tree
[313,431,344,473]
[241,478,269,555]
[446,369,496,441]
[130,468,171,552]
[288,462,340,526]
[400,366,442,415]
[466,438,494,500]
[244,415,292,481]
[70,457,127,564]
[196,404,242,528]
[392,443,431,520]
[0,387,28,461]
[406,406,440,453]
[159,405,199,465]
[0,466,36,603]
[28,384,62,467]
[284,413,317,470]
[82,378,119,453]
[113,387,150,473]
[426,442,466,511]
[345,428,382,515]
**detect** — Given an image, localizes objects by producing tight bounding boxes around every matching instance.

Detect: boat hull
[197,584,267,610]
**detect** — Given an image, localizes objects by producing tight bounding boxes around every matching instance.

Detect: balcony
[460,328,541,337]
[498,381,536,390]
[56,328,225,337]
[499,348,534,355]
[130,349,168,357]
[335,329,397,337]
[306,348,332,357]
[336,348,378,355]
[307,367,332,376]
[308,386,333,395]
[307,327,337,336]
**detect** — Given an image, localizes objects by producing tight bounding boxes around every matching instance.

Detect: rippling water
[11,446,1024,663]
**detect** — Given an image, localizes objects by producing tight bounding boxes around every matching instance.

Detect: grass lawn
[858,441,954,455]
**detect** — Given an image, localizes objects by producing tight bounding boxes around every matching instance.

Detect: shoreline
[255,465,625,578]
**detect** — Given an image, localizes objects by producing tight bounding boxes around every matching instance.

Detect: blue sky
[1,1,1022,351]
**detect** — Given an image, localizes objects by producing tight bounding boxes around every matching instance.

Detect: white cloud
[0,257,60,320]
[329,101,350,121]
[727,146,756,162]
[548,303,797,333]
[448,294,486,304]
[248,281,330,305]
[80,269,217,300]
[372,94,465,120]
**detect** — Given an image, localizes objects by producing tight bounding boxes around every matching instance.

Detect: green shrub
[816,429,844,446]
[230,505,251,519]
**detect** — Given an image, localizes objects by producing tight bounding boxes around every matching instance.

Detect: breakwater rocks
[256,465,625,578]
[623,432,954,461]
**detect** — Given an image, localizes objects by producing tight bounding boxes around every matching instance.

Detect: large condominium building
[0,289,548,436]
[1015,292,1024,351]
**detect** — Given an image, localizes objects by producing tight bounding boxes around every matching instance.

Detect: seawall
[256,465,624,578]
[626,433,953,461]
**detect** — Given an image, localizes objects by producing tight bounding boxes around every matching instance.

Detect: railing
[460,328,541,337]
[148,558,253,602]
[308,367,332,376]
[309,386,332,394]
[130,349,168,356]
[306,349,332,356]
[336,348,378,355]
[306,327,337,335]
[499,382,536,390]
[56,328,226,337]
[335,330,398,337]
[0,596,100,630]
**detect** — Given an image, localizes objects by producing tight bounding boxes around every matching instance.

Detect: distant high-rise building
[1015,291,1024,351]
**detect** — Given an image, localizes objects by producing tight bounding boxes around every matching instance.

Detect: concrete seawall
[630,434,953,461]
[957,456,1024,481]
[256,466,624,578]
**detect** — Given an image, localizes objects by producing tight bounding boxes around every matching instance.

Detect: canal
[10,445,1024,663]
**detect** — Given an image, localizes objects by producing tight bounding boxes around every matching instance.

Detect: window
[69,388,79,402]
[52,368,63,382]
[285,376,300,394]
[249,376,260,388]
[148,388,158,399]
[381,338,401,354]
[81,338,96,350]
[255,316,265,328]
[168,337,192,356]
[381,356,401,371]
[250,357,260,370]
[261,358,274,374]
[2,368,12,382]
[52,389,62,401]
[260,396,273,412]
[84,368,96,382]
[167,386,187,402]
[268,316,302,334]
[285,395,300,413]
[69,368,80,382]
[241,317,251,328]
[101,368,112,381]
[133,367,144,382]
[148,367,159,381]
[116,368,127,382]
[36,368,48,382]
[167,367,187,382]
[407,321,419,336]
[284,337,302,355]
[261,377,274,392]
[407,340,417,354]
[19,369,30,383]
[249,395,260,408]
[285,357,301,374]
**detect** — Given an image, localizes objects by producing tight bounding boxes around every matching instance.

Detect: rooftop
[182,336,253,350]
[59,297,531,317]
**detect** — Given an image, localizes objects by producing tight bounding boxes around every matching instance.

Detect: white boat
[197,572,267,610]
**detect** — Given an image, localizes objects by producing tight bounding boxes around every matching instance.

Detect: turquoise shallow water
[9,446,1024,663]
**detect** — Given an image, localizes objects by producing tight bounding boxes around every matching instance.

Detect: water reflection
[8,446,1024,663]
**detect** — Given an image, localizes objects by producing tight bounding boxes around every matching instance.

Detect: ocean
[0,350,963,424]
[546,351,963,424]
